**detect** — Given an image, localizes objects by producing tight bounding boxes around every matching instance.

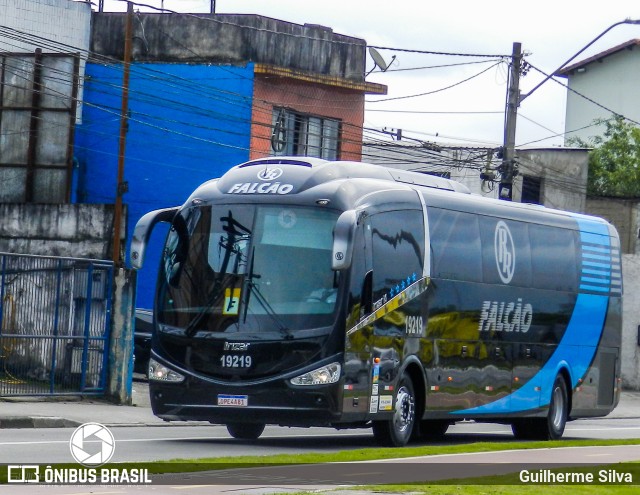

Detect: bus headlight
[148,357,185,383]
[290,362,341,386]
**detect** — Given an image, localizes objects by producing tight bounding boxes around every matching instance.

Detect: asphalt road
[1,416,640,464]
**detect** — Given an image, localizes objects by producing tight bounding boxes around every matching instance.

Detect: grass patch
[151,437,640,467]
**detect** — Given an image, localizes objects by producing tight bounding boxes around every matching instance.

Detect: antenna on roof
[367,47,395,76]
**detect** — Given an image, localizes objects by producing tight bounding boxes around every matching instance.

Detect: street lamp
[520,18,640,103]
[499,18,640,201]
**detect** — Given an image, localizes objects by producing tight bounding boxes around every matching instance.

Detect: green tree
[569,115,640,197]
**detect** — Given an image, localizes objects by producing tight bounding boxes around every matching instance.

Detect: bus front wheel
[226,422,265,440]
[372,375,416,447]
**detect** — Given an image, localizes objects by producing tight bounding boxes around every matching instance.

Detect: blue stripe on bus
[582,268,610,276]
[582,261,611,269]
[580,231,608,245]
[580,276,610,284]
[582,253,611,263]
[579,284,610,293]
[452,217,611,415]
[582,246,610,254]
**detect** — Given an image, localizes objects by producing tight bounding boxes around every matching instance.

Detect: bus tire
[226,422,265,440]
[416,420,450,441]
[372,375,416,447]
[545,374,569,440]
[511,374,569,441]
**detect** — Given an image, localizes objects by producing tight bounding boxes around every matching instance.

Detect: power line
[367,61,504,103]
[367,45,510,59]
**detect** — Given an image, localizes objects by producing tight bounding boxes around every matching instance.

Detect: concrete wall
[621,255,640,389]
[90,13,367,82]
[586,198,640,390]
[513,148,588,212]
[586,198,638,255]
[0,203,116,259]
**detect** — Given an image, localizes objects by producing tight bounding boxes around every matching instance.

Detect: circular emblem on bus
[494,221,515,284]
[257,167,283,181]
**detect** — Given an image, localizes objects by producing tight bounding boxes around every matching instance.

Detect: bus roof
[190,157,613,235]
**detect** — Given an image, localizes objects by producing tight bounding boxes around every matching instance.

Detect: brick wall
[250,75,365,161]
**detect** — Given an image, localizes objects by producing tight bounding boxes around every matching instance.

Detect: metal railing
[0,253,113,396]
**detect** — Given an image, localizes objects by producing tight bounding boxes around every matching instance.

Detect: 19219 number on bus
[406,316,423,335]
[220,355,253,368]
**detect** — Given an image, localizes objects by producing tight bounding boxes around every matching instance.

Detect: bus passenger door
[342,220,374,420]
[365,210,426,418]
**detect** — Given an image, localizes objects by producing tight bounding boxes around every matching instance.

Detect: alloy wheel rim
[394,385,415,433]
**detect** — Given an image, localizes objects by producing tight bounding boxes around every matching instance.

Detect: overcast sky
[100,0,640,148]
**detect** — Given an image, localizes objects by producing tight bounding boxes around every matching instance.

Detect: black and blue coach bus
[131,157,622,446]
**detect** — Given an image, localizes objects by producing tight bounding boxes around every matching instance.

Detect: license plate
[217,394,248,407]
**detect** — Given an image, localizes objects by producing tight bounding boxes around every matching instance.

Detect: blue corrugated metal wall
[75,62,254,309]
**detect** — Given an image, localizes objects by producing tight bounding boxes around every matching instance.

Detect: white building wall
[0,0,91,53]
[563,46,640,144]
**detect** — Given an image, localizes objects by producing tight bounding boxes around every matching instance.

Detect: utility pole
[112,1,133,265]
[499,42,522,201]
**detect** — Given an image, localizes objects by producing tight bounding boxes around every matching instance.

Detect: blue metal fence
[0,253,113,396]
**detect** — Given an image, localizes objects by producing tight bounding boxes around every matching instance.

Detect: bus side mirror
[130,207,179,270]
[332,210,357,271]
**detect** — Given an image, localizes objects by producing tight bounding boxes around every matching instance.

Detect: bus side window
[529,224,578,292]
[361,270,373,317]
[428,208,482,282]
[370,210,425,305]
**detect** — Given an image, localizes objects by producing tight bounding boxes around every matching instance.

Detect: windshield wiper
[183,277,228,338]
[184,210,250,338]
[242,247,292,339]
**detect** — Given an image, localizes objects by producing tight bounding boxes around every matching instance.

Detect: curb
[0,416,82,429]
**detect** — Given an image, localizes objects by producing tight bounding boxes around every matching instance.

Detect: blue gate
[0,253,113,396]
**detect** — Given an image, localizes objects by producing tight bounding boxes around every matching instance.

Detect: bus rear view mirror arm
[332,210,357,271]
[130,207,179,270]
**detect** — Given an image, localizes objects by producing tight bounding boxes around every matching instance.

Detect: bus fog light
[148,358,185,383]
[290,362,341,386]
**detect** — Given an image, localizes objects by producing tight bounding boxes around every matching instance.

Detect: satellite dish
[367,47,395,76]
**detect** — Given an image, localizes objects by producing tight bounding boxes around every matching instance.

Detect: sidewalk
[0,377,162,428]
[1,381,639,429]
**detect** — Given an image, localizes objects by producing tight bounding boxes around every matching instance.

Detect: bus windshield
[157,204,340,334]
